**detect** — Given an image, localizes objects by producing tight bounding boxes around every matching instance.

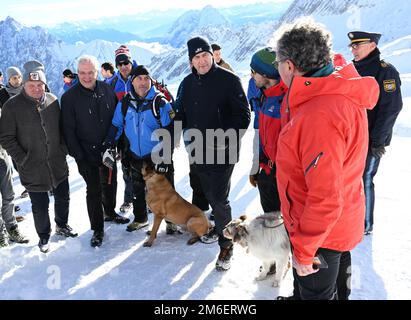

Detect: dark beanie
[187,36,213,61]
[211,43,221,51]
[63,69,75,79]
[250,47,280,80]
[130,65,151,81]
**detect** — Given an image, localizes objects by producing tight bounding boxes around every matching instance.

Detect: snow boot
[90,230,104,247]
[215,244,233,271]
[56,224,78,238]
[8,225,29,243]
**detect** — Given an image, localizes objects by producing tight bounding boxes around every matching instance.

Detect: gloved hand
[370,144,386,159]
[102,148,116,169]
[154,163,169,174]
[249,174,258,187]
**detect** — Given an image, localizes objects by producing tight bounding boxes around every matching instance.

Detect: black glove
[370,144,386,159]
[154,163,169,174]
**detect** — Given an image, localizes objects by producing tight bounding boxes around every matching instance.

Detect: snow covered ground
[0,87,410,301]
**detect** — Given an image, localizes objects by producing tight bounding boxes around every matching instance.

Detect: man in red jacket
[275,19,379,300]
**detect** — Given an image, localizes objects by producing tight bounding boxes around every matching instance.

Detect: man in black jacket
[0,60,77,253]
[348,31,403,235]
[175,36,250,271]
[61,55,129,248]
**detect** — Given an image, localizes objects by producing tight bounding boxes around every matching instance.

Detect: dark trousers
[122,163,134,204]
[129,158,174,223]
[28,178,70,240]
[189,164,209,211]
[292,249,352,300]
[197,164,235,249]
[257,165,281,213]
[77,161,117,232]
[363,151,381,233]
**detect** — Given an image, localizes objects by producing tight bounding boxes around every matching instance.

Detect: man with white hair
[61,55,129,248]
[0,60,76,253]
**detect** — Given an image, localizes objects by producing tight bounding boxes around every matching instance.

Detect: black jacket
[61,81,117,165]
[175,64,250,168]
[354,48,403,147]
[0,90,68,192]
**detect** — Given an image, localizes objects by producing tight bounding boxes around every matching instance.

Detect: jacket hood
[288,62,379,112]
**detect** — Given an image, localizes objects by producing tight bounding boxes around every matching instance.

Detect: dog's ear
[238,224,248,236]
[239,214,247,222]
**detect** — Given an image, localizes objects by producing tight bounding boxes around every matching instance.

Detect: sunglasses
[348,41,371,50]
[118,61,131,67]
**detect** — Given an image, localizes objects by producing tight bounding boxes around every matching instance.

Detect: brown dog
[142,161,211,247]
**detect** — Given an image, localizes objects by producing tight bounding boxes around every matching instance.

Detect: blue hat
[250,47,280,80]
[348,31,382,46]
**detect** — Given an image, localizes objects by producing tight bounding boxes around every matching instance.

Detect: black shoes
[120,202,132,213]
[126,220,149,232]
[8,225,29,243]
[56,224,78,238]
[38,238,50,253]
[215,244,233,271]
[200,227,219,244]
[104,212,130,224]
[90,231,104,247]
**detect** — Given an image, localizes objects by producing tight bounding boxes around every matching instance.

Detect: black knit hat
[211,43,221,51]
[130,65,151,82]
[187,36,213,61]
[63,69,75,79]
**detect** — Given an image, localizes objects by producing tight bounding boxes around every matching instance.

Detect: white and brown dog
[223,211,290,287]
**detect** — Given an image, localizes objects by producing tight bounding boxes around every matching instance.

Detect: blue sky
[1,0,291,26]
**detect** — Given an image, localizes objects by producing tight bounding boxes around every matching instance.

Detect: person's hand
[154,163,169,174]
[102,149,116,169]
[370,144,386,159]
[249,174,258,187]
[292,255,319,277]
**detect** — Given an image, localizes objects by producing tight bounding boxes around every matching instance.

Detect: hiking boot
[90,230,104,247]
[14,205,21,212]
[215,245,233,271]
[16,215,24,222]
[56,224,78,238]
[20,190,29,198]
[8,226,29,243]
[120,202,132,213]
[104,212,130,224]
[200,227,219,244]
[0,233,9,248]
[166,222,182,235]
[38,238,50,253]
[126,220,149,232]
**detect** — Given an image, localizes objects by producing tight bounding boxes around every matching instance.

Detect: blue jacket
[107,60,138,101]
[111,86,174,158]
[247,77,261,129]
[63,76,79,92]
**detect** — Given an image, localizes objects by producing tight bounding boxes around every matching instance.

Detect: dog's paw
[143,240,153,247]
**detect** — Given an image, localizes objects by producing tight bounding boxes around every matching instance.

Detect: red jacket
[276,63,379,264]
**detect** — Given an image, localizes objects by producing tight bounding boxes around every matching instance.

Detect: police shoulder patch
[168,109,176,119]
[383,79,396,92]
[381,61,388,68]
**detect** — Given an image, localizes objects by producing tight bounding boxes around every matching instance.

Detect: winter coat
[0,83,23,108]
[276,63,379,265]
[250,80,287,174]
[111,86,174,159]
[106,60,138,101]
[217,59,234,73]
[61,81,117,165]
[63,75,79,92]
[0,90,69,192]
[175,64,250,170]
[353,48,403,147]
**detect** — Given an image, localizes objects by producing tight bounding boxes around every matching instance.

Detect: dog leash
[256,214,284,228]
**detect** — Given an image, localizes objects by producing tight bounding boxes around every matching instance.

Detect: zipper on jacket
[304,152,324,175]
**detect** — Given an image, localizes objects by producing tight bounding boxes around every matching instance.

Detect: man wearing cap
[248,47,287,214]
[107,45,138,215]
[61,55,129,248]
[0,60,78,253]
[0,67,23,108]
[211,43,234,72]
[104,65,176,234]
[62,68,78,92]
[175,36,250,271]
[348,31,403,235]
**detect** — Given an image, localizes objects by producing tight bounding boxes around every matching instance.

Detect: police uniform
[348,31,403,234]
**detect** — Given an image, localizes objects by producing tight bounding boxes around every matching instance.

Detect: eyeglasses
[348,41,371,50]
[117,61,131,67]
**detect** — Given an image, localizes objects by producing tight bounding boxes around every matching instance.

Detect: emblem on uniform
[268,105,275,112]
[169,109,176,119]
[29,72,39,81]
[348,33,354,39]
[383,79,396,92]
[305,81,311,86]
